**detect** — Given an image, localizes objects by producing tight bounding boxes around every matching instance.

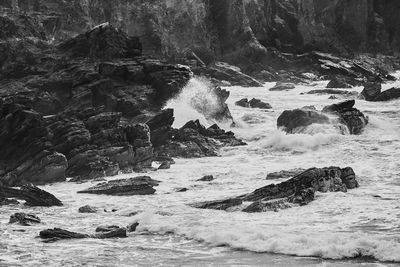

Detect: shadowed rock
[277,109,330,133]
[0,184,62,206]
[235,98,272,109]
[266,168,306,180]
[78,205,98,213]
[39,227,127,241]
[77,176,160,195]
[9,213,41,226]
[194,167,358,213]
[197,175,214,182]
[270,82,295,91]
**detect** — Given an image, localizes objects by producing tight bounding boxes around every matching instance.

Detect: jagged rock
[235,98,271,109]
[175,187,188,192]
[373,88,400,101]
[322,100,368,135]
[95,225,120,232]
[197,175,214,182]
[77,176,159,195]
[269,82,295,91]
[58,23,142,59]
[78,205,98,213]
[326,76,353,88]
[157,120,245,158]
[9,213,41,226]
[39,227,127,241]
[194,167,358,213]
[0,184,62,206]
[277,109,330,133]
[266,168,306,180]
[127,222,139,232]
[0,198,19,205]
[192,62,263,87]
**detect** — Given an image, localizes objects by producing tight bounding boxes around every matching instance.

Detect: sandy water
[1,76,400,266]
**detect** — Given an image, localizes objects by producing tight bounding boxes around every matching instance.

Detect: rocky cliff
[2,0,399,59]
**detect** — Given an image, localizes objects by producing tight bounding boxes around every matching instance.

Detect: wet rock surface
[361,83,400,102]
[77,176,160,196]
[266,168,306,180]
[278,100,368,135]
[0,184,62,206]
[194,167,358,213]
[235,98,272,109]
[9,212,41,226]
[269,82,295,91]
[39,227,127,241]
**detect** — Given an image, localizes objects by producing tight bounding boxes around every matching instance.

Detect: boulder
[78,205,98,213]
[197,175,214,182]
[269,82,295,91]
[373,88,400,102]
[307,89,357,95]
[39,226,127,241]
[158,161,171,170]
[360,82,382,101]
[77,176,160,195]
[194,167,358,213]
[9,213,41,226]
[326,76,353,88]
[322,100,368,135]
[277,109,330,133]
[235,98,272,109]
[0,184,62,206]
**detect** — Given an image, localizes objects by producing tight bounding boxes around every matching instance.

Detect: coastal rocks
[58,23,142,59]
[266,168,306,180]
[269,82,295,91]
[361,83,400,102]
[307,89,358,95]
[326,76,353,89]
[197,175,214,182]
[158,161,171,170]
[39,227,127,241]
[9,213,41,226]
[277,109,330,133]
[78,205,98,213]
[156,120,245,158]
[278,100,368,135]
[195,167,358,213]
[77,176,160,196]
[235,98,272,109]
[0,184,62,206]
[322,100,369,135]
[192,62,263,87]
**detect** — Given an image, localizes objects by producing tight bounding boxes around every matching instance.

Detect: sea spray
[165,77,228,128]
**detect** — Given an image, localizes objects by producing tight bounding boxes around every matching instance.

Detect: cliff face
[1,0,400,60]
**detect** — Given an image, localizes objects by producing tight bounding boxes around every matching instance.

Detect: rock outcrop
[235,98,272,109]
[194,166,358,213]
[39,227,127,241]
[361,83,400,102]
[77,176,160,196]
[9,213,41,226]
[0,184,62,206]
[278,100,368,135]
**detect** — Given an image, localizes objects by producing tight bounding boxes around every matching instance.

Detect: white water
[1,76,400,266]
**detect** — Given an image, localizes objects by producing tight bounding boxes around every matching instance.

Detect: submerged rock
[0,184,62,206]
[307,89,357,95]
[78,205,98,213]
[235,98,272,109]
[39,227,127,241]
[326,76,353,88]
[158,161,171,170]
[9,213,41,226]
[277,109,330,133]
[77,176,160,195]
[194,167,358,213]
[269,82,295,91]
[197,175,214,182]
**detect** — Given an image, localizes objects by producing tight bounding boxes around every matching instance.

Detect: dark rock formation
[322,100,369,135]
[266,168,306,180]
[277,109,330,133]
[361,83,400,102]
[77,176,160,196]
[194,167,358,213]
[193,62,263,87]
[278,100,368,135]
[39,227,127,241]
[197,175,214,182]
[235,98,272,109]
[9,212,41,226]
[326,77,353,89]
[78,205,98,213]
[158,161,171,170]
[0,184,62,206]
[269,82,295,91]
[307,89,357,95]
[127,222,139,232]
[156,120,246,158]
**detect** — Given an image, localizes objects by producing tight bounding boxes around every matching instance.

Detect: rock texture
[39,227,127,241]
[9,212,41,226]
[361,83,400,101]
[0,184,62,206]
[278,100,368,135]
[77,176,160,195]
[194,166,358,212]
[235,98,272,109]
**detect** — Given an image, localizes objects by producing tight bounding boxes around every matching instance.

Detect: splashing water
[165,77,223,128]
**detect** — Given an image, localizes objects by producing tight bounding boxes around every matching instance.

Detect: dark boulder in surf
[78,205,98,213]
[326,76,353,89]
[277,109,330,133]
[9,213,41,226]
[322,100,368,134]
[266,168,306,180]
[0,184,62,206]
[269,82,295,91]
[235,98,272,109]
[77,176,160,195]
[194,167,358,213]
[39,226,127,241]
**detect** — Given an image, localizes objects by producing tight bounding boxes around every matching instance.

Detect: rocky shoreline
[1,0,400,256]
